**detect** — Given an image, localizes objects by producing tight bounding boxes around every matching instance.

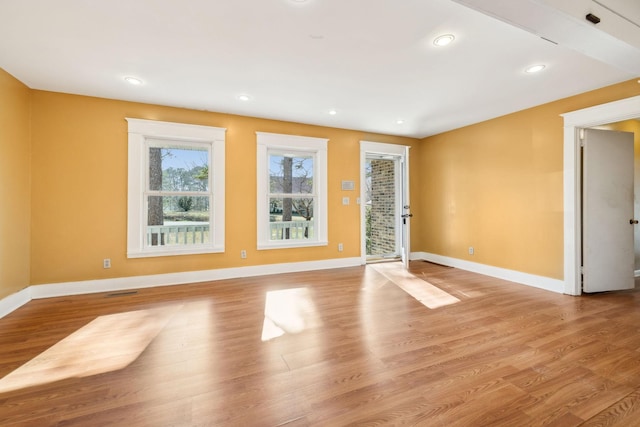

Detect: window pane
[149,146,209,192]
[269,197,314,240]
[269,154,313,194]
[147,195,210,246]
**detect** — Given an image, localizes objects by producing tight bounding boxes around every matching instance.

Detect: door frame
[360,141,410,266]
[562,95,640,295]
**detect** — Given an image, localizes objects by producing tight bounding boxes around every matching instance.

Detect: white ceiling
[0,0,638,138]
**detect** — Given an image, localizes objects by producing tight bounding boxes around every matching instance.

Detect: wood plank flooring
[1,261,640,426]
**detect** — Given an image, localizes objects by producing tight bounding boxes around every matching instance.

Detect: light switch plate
[341,180,355,191]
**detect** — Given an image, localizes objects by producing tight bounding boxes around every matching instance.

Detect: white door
[401,150,411,269]
[582,128,635,293]
[360,142,411,268]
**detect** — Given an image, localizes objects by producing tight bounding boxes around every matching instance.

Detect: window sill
[127,246,224,258]
[257,240,328,250]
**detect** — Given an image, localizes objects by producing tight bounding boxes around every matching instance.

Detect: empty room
[2,0,640,425]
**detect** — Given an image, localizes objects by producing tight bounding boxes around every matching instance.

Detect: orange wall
[7,71,640,289]
[417,79,640,279]
[29,90,418,285]
[0,69,31,299]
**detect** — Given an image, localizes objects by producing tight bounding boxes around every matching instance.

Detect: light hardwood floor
[1,261,640,426]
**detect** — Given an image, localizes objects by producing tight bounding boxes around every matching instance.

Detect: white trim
[401,147,411,269]
[1,252,564,318]
[28,257,362,300]
[256,132,329,250]
[126,118,226,258]
[360,141,409,156]
[0,257,362,319]
[360,141,411,266]
[414,252,565,294]
[562,95,640,295]
[127,245,224,258]
[126,118,225,140]
[562,96,640,128]
[0,288,31,319]
[256,132,328,151]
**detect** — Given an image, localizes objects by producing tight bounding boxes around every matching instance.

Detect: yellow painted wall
[0,69,31,299]
[417,79,640,279]
[8,70,640,289]
[29,90,418,285]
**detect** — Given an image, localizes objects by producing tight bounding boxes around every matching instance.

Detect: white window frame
[257,132,328,250]
[126,118,226,258]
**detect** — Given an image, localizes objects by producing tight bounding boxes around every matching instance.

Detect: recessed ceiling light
[124,76,143,85]
[525,64,546,74]
[396,119,405,125]
[433,34,455,47]
[237,94,251,101]
[328,109,337,115]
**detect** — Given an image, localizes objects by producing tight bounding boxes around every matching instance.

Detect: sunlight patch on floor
[0,305,180,393]
[261,288,323,341]
[370,263,460,309]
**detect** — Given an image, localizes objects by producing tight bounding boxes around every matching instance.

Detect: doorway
[562,95,640,295]
[360,141,410,267]
[365,155,401,261]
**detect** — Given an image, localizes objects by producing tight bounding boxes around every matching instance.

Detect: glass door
[364,154,401,262]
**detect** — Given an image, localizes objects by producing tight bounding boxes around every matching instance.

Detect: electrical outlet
[338,243,343,252]
[103,258,111,269]
[240,250,247,259]
[468,247,474,255]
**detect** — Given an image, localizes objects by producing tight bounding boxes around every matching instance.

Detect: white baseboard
[0,253,565,319]
[413,252,565,294]
[27,257,363,300]
[0,287,31,319]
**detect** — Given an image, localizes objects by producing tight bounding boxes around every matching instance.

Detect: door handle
[401,214,413,218]
[630,219,638,224]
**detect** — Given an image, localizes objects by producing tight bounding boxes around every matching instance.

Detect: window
[257,132,328,249]
[126,118,225,258]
